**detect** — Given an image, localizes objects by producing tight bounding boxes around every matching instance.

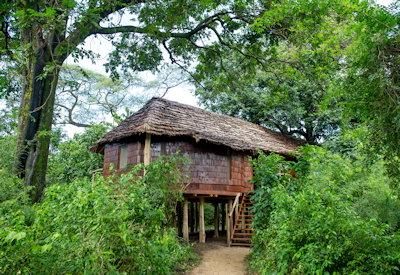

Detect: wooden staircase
[230,193,253,247]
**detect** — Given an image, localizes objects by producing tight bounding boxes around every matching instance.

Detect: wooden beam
[221,203,225,231]
[226,200,233,245]
[213,203,219,238]
[195,202,198,232]
[183,199,189,242]
[199,197,205,243]
[144,133,151,165]
[190,202,195,233]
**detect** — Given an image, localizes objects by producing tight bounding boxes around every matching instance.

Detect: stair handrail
[229,193,241,218]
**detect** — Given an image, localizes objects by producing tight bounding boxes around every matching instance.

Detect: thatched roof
[92,97,302,155]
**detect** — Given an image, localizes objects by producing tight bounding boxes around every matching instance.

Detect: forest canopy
[0,0,399,273]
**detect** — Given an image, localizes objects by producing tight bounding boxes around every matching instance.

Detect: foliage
[251,0,400,181]
[55,65,156,127]
[0,156,195,274]
[4,0,260,200]
[0,62,20,136]
[250,146,400,274]
[193,0,350,143]
[337,2,400,184]
[0,135,17,173]
[204,203,215,227]
[47,125,108,184]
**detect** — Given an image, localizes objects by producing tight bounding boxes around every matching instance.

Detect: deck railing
[229,193,242,243]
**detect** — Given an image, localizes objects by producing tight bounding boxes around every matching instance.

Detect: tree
[194,48,341,144]
[47,124,108,184]
[337,2,400,185]
[55,65,146,127]
[249,0,400,183]
[1,0,256,201]
[192,0,356,144]
[0,61,20,136]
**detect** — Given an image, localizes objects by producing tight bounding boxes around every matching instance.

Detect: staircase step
[236,223,252,226]
[235,227,254,232]
[235,222,253,226]
[229,195,254,247]
[235,223,252,226]
[232,237,251,242]
[233,232,253,236]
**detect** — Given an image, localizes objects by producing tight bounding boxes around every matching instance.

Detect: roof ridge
[147,97,297,138]
[92,96,303,154]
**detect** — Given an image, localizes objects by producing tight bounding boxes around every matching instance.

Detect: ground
[187,242,250,275]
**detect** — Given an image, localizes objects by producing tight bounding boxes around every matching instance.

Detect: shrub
[47,125,107,184]
[250,146,400,274]
[0,135,16,173]
[0,156,195,274]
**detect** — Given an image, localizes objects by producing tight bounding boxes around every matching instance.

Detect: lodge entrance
[179,193,253,246]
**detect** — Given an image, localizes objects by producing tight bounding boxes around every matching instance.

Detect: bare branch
[55,103,91,128]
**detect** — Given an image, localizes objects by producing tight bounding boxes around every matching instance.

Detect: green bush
[250,146,400,274]
[47,125,107,184]
[0,135,16,174]
[0,156,195,274]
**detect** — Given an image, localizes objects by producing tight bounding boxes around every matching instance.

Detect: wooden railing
[229,193,241,218]
[228,193,241,244]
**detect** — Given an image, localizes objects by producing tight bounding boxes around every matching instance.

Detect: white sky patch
[378,0,394,6]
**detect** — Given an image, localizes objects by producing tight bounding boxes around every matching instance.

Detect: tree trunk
[14,26,63,202]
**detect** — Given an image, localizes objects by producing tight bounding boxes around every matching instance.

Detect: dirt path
[188,242,250,275]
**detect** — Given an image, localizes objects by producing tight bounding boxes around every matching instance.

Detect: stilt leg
[226,201,231,245]
[190,202,195,233]
[183,198,189,242]
[199,197,205,243]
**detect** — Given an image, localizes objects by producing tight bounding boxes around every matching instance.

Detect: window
[119,145,128,170]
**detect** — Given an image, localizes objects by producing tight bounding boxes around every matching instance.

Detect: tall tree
[55,65,146,127]
[249,0,400,182]
[193,0,352,144]
[0,0,256,201]
[194,48,341,144]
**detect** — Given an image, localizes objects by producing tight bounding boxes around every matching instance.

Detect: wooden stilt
[229,199,233,240]
[183,199,189,242]
[235,200,239,224]
[226,200,233,245]
[199,197,205,243]
[144,133,151,165]
[190,202,195,233]
[195,202,198,232]
[213,203,219,238]
[221,203,225,232]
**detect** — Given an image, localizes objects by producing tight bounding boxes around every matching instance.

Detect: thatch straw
[92,97,302,155]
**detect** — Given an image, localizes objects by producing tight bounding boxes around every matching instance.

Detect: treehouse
[91,97,300,246]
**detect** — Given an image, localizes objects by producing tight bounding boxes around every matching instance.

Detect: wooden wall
[102,136,253,196]
[103,141,143,176]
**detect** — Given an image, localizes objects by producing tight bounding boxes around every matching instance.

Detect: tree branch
[93,11,229,39]
[56,103,91,128]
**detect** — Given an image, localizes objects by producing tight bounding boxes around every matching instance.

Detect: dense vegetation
[192,1,400,271]
[250,145,400,273]
[1,0,399,273]
[0,133,195,274]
